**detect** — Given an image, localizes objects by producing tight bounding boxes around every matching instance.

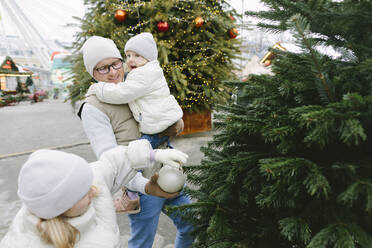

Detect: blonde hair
[37,216,80,248]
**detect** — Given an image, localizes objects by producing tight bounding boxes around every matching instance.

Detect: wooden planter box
[180,109,212,135]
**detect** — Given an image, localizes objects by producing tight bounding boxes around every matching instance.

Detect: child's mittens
[154,149,188,168]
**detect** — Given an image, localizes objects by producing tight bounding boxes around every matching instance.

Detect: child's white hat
[17,149,93,219]
[125,32,158,61]
[81,36,123,77]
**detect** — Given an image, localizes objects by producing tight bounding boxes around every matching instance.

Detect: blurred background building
[0,0,82,96]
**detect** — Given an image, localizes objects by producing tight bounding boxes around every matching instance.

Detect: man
[78,36,193,248]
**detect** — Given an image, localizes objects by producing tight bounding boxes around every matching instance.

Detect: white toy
[157,164,186,193]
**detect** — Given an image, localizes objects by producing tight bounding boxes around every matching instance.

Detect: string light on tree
[157,21,169,32]
[114,9,127,23]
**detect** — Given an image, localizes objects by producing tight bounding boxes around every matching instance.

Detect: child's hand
[85,84,98,97]
[145,173,180,198]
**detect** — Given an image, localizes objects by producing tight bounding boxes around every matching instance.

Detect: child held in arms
[86,32,184,213]
[87,32,183,149]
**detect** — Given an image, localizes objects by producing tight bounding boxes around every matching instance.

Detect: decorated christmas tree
[68,0,241,113]
[0,57,23,94]
[0,56,18,72]
[179,0,372,247]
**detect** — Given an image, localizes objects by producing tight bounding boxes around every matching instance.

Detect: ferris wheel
[0,0,84,70]
[0,0,52,68]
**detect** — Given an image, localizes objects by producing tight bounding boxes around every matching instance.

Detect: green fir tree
[68,0,241,112]
[25,76,34,87]
[15,81,29,95]
[179,0,372,247]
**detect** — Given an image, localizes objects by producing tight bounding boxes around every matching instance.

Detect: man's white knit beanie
[17,149,93,219]
[124,32,158,61]
[81,36,123,77]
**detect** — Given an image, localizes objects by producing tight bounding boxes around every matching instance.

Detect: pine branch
[287,13,334,103]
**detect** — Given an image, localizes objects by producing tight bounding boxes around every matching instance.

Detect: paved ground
[0,99,213,247]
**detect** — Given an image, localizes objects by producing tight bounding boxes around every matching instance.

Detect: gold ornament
[194,16,204,28]
[114,9,127,23]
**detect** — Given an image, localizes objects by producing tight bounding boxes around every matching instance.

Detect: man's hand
[145,173,179,198]
[159,119,184,138]
[154,149,188,168]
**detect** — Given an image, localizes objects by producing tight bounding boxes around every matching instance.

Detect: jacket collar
[23,204,96,235]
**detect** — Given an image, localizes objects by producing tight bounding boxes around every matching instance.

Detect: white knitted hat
[17,149,93,219]
[124,32,158,61]
[81,36,123,77]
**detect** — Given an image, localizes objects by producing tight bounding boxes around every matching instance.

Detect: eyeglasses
[95,59,123,74]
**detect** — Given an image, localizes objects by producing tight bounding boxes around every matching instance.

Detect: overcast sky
[0,0,85,42]
[228,0,266,12]
[0,0,265,43]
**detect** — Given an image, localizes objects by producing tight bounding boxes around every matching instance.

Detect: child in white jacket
[86,32,183,149]
[0,140,187,248]
[86,32,185,214]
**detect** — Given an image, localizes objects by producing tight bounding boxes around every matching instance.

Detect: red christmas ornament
[6,60,11,65]
[228,28,238,39]
[264,60,272,67]
[229,15,235,21]
[114,9,127,23]
[194,16,204,28]
[157,21,169,32]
